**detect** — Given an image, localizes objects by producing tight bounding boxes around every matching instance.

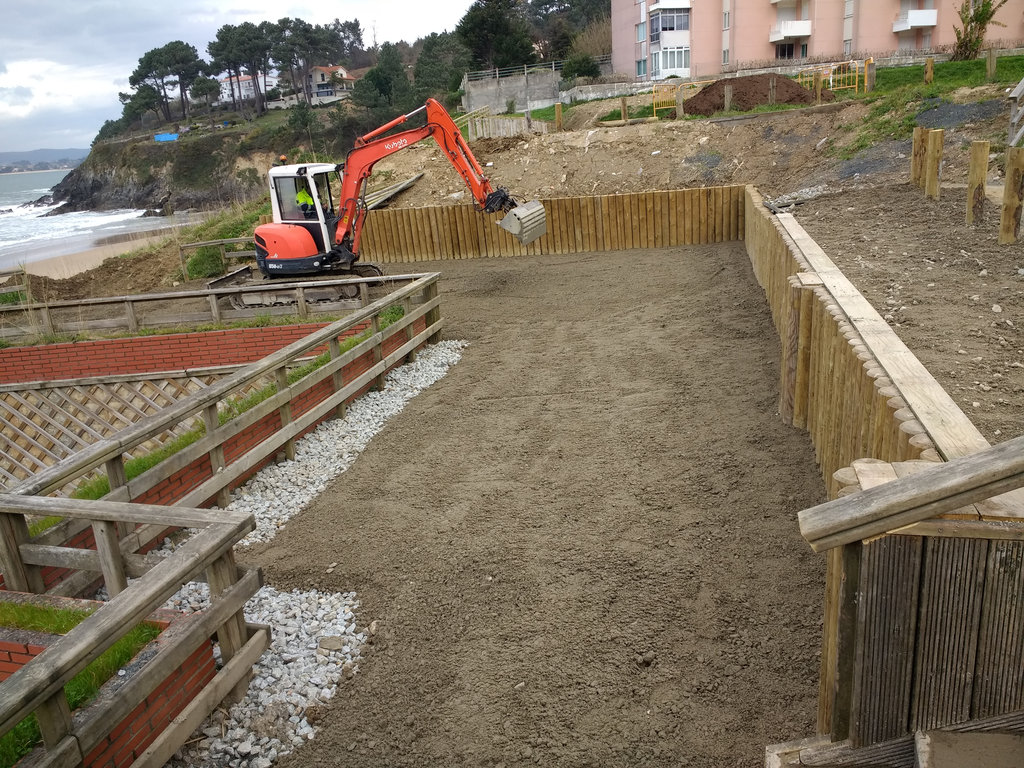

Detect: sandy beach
[20,232,171,279]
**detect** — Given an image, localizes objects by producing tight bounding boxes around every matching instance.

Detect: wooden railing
[7,273,439,506]
[0,273,414,342]
[0,495,267,767]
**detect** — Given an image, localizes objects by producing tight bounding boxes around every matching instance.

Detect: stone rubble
[160,340,467,768]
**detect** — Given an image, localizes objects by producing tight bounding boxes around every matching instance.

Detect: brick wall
[0,324,334,384]
[0,599,216,768]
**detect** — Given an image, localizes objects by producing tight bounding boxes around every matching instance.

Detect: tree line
[98,0,609,142]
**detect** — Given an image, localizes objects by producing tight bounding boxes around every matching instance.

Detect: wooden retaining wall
[360,187,747,262]
[744,184,1024,756]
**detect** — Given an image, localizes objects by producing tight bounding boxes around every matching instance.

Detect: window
[843,39,852,56]
[661,47,690,71]
[844,0,854,17]
[651,55,660,78]
[723,48,730,65]
[723,11,730,30]
[636,59,648,78]
[775,43,795,59]
[650,9,690,43]
[800,43,808,58]
[636,22,646,42]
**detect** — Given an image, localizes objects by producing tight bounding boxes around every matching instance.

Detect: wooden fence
[0,273,406,342]
[745,184,1024,764]
[360,186,747,262]
[0,495,266,767]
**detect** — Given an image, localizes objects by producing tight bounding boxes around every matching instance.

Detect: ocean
[0,169,200,272]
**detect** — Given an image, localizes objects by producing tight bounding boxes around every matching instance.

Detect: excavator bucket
[497,200,547,245]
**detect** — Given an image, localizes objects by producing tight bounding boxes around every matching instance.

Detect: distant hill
[0,148,89,165]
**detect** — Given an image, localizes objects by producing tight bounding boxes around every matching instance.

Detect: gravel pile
[159,340,467,768]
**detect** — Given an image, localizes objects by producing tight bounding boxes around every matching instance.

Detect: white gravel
[160,340,467,768]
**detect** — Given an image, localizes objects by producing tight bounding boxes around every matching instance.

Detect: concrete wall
[462,70,562,114]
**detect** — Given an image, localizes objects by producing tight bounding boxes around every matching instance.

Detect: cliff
[48,132,273,214]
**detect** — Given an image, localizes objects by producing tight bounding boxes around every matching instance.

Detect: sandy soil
[244,246,827,768]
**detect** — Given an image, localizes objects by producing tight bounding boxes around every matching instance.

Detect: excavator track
[209,265,387,311]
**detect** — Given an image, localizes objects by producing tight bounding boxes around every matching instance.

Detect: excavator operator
[295,180,316,219]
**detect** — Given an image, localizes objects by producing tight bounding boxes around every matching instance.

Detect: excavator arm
[332,99,544,257]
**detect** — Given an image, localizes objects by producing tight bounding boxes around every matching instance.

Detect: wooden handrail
[798,434,1024,551]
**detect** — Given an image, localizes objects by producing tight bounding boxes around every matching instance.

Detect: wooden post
[675,87,686,119]
[202,405,232,508]
[924,57,934,85]
[424,280,442,344]
[0,510,45,593]
[966,140,990,225]
[208,293,222,323]
[178,247,188,281]
[124,300,139,334]
[92,519,128,596]
[554,102,563,131]
[403,296,417,363]
[986,48,997,82]
[370,312,385,392]
[999,146,1024,244]
[36,692,73,749]
[274,367,296,461]
[924,128,944,200]
[206,550,251,703]
[328,337,347,421]
[865,58,876,93]
[723,84,734,112]
[911,126,926,187]
[768,77,777,106]
[813,72,823,105]
[620,96,628,122]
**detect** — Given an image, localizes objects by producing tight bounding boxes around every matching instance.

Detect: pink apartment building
[612,0,1024,81]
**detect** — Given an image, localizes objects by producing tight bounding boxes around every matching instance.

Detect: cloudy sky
[0,0,475,152]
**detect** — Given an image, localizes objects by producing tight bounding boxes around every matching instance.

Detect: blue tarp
[154,133,179,142]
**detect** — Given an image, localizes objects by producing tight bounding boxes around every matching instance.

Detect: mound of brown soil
[685,73,835,116]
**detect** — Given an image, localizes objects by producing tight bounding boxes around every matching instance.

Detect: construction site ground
[18,81,1024,765]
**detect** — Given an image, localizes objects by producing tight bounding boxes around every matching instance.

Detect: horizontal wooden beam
[799,434,1024,552]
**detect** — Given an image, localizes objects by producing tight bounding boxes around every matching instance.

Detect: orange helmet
[279,154,287,161]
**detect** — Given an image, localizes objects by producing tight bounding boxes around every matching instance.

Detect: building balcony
[769,20,812,43]
[893,9,937,32]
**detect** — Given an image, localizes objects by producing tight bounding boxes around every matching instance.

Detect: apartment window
[801,43,808,58]
[776,43,795,59]
[661,47,690,71]
[651,55,661,77]
[844,0,854,17]
[722,48,730,64]
[843,39,852,56]
[650,9,690,43]
[723,11,730,30]
[636,59,648,78]
[636,22,646,42]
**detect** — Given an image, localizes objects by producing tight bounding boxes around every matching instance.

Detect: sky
[0,0,476,153]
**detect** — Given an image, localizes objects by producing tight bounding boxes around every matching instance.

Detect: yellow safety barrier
[651,79,716,117]
[797,60,864,94]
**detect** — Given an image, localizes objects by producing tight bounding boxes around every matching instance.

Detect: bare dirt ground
[244,246,827,768]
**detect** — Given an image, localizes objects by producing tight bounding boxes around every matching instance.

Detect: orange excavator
[254,98,546,279]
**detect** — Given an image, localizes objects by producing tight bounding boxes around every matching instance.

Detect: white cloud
[0,0,474,151]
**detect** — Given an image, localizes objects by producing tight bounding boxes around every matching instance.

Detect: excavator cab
[256,164,350,277]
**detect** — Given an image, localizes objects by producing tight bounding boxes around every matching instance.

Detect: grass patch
[0,603,161,768]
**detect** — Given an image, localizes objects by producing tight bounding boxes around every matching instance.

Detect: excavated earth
[19,81,1024,766]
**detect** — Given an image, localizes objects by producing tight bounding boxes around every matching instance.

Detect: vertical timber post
[329,337,347,420]
[924,57,934,85]
[813,72,823,105]
[967,141,990,225]
[924,129,944,200]
[675,86,686,119]
[986,48,997,82]
[620,96,628,122]
[865,58,876,93]
[911,126,925,187]
[723,85,734,112]
[999,146,1024,244]
[554,102,563,132]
